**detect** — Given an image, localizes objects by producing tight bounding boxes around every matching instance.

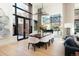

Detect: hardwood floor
[0,37,65,56]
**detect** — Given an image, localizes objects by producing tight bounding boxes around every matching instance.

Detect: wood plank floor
[0,37,65,56]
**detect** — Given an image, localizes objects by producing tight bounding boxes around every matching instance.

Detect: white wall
[0,3,14,36]
[63,3,75,36]
[43,3,62,15]
[0,3,17,45]
[75,4,79,19]
[32,4,38,33]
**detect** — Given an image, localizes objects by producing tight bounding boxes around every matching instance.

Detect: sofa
[64,36,79,56]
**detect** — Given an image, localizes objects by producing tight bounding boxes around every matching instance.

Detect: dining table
[28,33,54,51]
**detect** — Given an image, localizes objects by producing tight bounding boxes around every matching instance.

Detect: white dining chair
[28,37,40,51]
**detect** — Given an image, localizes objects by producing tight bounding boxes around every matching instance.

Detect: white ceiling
[32,3,79,9]
[32,3,62,9]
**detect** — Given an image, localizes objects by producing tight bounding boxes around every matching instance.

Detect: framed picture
[50,14,61,24]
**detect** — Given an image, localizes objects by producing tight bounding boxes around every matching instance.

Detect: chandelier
[34,3,48,15]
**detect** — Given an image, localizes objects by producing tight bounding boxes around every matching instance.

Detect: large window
[13,3,32,40]
[75,19,79,32]
[75,9,79,33]
[42,14,61,31]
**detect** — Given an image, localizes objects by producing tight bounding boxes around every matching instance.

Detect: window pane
[25,20,29,37]
[17,8,29,18]
[17,3,29,11]
[18,18,24,39]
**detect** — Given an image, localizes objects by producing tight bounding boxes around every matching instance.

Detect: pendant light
[34,3,48,15]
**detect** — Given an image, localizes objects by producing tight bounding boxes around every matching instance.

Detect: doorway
[16,16,30,40]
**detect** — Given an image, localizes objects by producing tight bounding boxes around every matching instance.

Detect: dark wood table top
[30,34,42,39]
[30,33,52,39]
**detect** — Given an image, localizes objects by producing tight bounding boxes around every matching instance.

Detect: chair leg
[32,44,36,51]
[51,38,54,43]
[45,43,47,49]
[48,40,50,46]
[38,45,40,48]
[28,43,30,49]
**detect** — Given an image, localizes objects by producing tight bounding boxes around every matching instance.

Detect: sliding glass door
[17,17,24,40]
[17,17,30,40]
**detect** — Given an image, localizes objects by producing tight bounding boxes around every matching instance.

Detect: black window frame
[13,3,32,40]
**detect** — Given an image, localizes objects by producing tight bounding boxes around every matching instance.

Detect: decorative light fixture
[34,3,48,15]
